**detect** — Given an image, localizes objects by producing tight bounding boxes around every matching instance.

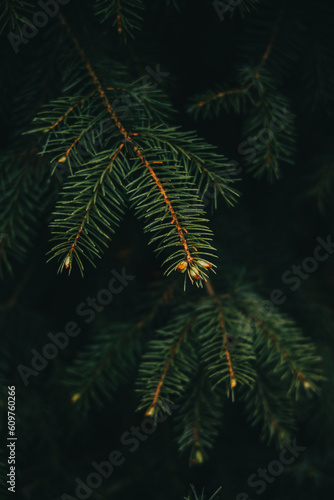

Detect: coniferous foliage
[1,1,334,499]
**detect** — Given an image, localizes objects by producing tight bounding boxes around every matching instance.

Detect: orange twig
[48,92,95,131]
[261,0,289,63]
[205,280,236,388]
[197,85,250,108]
[58,13,193,263]
[58,13,129,139]
[104,86,128,92]
[131,144,194,263]
[66,143,125,257]
[251,314,310,387]
[147,316,196,414]
[58,134,82,163]
[116,0,122,35]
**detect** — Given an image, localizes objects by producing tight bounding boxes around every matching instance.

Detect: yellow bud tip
[58,156,67,163]
[176,261,187,272]
[145,406,155,417]
[189,269,201,280]
[303,380,311,389]
[231,378,237,388]
[64,255,71,269]
[194,449,203,464]
[71,393,80,403]
[197,260,212,269]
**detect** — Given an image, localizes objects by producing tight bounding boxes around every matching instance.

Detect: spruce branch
[231,290,324,396]
[64,273,323,461]
[189,84,252,119]
[0,143,55,276]
[94,0,145,39]
[67,321,144,412]
[130,126,240,208]
[237,0,260,17]
[259,0,289,65]
[126,143,217,285]
[48,145,127,275]
[189,67,295,181]
[175,369,225,465]
[27,13,236,283]
[136,306,198,418]
[185,485,223,500]
[67,281,178,412]
[204,280,238,390]
[189,0,296,181]
[196,280,257,396]
[241,372,297,444]
[0,0,34,35]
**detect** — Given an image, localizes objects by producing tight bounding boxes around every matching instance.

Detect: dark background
[1,0,334,499]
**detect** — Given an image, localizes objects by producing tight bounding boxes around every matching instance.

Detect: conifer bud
[64,254,71,269]
[71,393,81,403]
[189,269,200,280]
[145,406,155,417]
[176,261,187,272]
[58,156,67,163]
[197,259,212,269]
[192,443,204,464]
[194,449,203,463]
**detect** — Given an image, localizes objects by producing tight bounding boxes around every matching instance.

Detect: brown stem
[197,85,251,108]
[66,143,125,259]
[205,279,236,388]
[260,0,289,64]
[58,13,194,264]
[147,315,196,415]
[250,314,310,387]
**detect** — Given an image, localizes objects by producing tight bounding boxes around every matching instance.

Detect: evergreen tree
[1,1,334,499]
